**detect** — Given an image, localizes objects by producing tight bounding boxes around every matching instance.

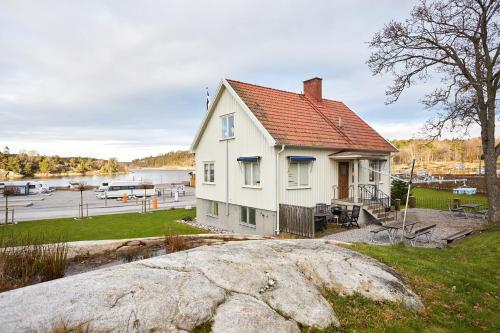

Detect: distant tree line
[390,138,496,165]
[130,151,194,168]
[0,146,121,177]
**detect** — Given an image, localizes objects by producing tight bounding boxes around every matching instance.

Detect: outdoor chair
[404,224,436,247]
[314,215,327,233]
[448,203,465,217]
[345,205,361,228]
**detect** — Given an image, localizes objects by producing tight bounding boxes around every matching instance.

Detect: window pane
[204,164,209,182]
[299,162,309,186]
[253,163,260,185]
[214,202,218,216]
[228,115,234,137]
[288,162,298,187]
[210,163,215,182]
[240,206,247,223]
[221,117,227,138]
[249,208,256,225]
[244,163,251,185]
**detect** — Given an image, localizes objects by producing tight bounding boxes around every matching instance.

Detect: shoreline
[129,166,194,171]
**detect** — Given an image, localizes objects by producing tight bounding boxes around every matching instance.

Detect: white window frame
[240,206,256,228]
[207,200,218,217]
[287,161,311,189]
[203,162,215,184]
[220,113,235,140]
[243,161,261,188]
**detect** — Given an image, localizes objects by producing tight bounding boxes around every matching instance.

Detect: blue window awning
[288,156,316,162]
[237,156,260,162]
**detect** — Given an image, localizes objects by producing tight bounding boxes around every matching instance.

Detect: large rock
[0,239,423,332]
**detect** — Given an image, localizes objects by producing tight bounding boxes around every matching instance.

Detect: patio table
[459,203,481,218]
[383,221,418,243]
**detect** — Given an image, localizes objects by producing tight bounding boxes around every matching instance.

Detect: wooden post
[395,199,401,211]
[408,196,416,208]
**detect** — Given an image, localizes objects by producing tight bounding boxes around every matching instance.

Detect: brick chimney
[303,77,322,102]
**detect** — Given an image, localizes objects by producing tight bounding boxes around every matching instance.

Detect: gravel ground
[177,218,233,234]
[322,208,487,248]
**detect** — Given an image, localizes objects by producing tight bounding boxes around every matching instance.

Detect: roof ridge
[301,95,354,145]
[226,78,345,103]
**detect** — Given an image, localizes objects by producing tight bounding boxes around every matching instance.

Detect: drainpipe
[275,144,285,235]
[226,139,229,216]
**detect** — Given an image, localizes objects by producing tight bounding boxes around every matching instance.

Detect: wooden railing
[279,204,315,238]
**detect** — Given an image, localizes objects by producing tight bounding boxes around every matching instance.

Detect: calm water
[24,169,192,187]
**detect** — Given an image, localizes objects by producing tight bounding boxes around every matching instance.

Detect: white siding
[194,87,276,212]
[278,148,339,207]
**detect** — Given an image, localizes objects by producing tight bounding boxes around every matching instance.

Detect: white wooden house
[190,77,397,236]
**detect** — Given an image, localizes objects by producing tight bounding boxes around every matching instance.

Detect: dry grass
[0,233,68,292]
[164,234,192,253]
[49,320,92,333]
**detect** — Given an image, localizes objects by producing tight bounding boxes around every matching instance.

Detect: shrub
[391,179,412,202]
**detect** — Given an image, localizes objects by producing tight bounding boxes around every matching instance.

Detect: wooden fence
[279,204,314,238]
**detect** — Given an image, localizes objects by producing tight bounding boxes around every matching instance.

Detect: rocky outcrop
[0,239,423,332]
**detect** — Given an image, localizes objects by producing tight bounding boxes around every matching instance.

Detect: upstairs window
[204,162,215,183]
[244,161,260,187]
[221,114,234,139]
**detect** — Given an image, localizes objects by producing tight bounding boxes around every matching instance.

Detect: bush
[391,179,412,202]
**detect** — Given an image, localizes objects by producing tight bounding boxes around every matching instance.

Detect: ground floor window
[208,200,218,216]
[240,206,256,226]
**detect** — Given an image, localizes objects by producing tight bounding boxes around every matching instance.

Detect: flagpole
[206,87,210,111]
[401,158,416,242]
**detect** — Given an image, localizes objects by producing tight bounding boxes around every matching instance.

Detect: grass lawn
[0,208,203,246]
[302,223,499,333]
[412,187,489,211]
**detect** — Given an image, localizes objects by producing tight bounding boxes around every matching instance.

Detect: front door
[338,162,349,200]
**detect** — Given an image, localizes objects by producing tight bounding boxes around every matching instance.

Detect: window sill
[242,185,262,190]
[203,182,216,185]
[219,137,235,141]
[206,214,218,218]
[286,186,311,190]
[239,222,256,229]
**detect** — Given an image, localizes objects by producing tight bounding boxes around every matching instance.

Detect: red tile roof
[226,79,397,152]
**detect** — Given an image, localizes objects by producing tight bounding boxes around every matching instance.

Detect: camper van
[96,181,155,199]
[2,181,51,195]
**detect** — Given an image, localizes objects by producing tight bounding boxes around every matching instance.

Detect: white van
[96,181,155,199]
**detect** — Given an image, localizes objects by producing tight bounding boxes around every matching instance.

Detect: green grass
[302,224,499,333]
[412,187,488,211]
[0,208,203,246]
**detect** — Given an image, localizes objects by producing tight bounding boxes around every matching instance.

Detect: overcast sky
[0,0,486,161]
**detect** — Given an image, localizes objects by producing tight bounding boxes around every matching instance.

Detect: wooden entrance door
[338,162,349,200]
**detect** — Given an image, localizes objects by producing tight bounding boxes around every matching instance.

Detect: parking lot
[0,187,196,222]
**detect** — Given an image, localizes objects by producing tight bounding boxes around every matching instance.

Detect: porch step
[362,206,396,224]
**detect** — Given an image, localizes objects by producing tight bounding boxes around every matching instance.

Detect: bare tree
[76,182,86,219]
[368,0,499,221]
[3,187,16,224]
